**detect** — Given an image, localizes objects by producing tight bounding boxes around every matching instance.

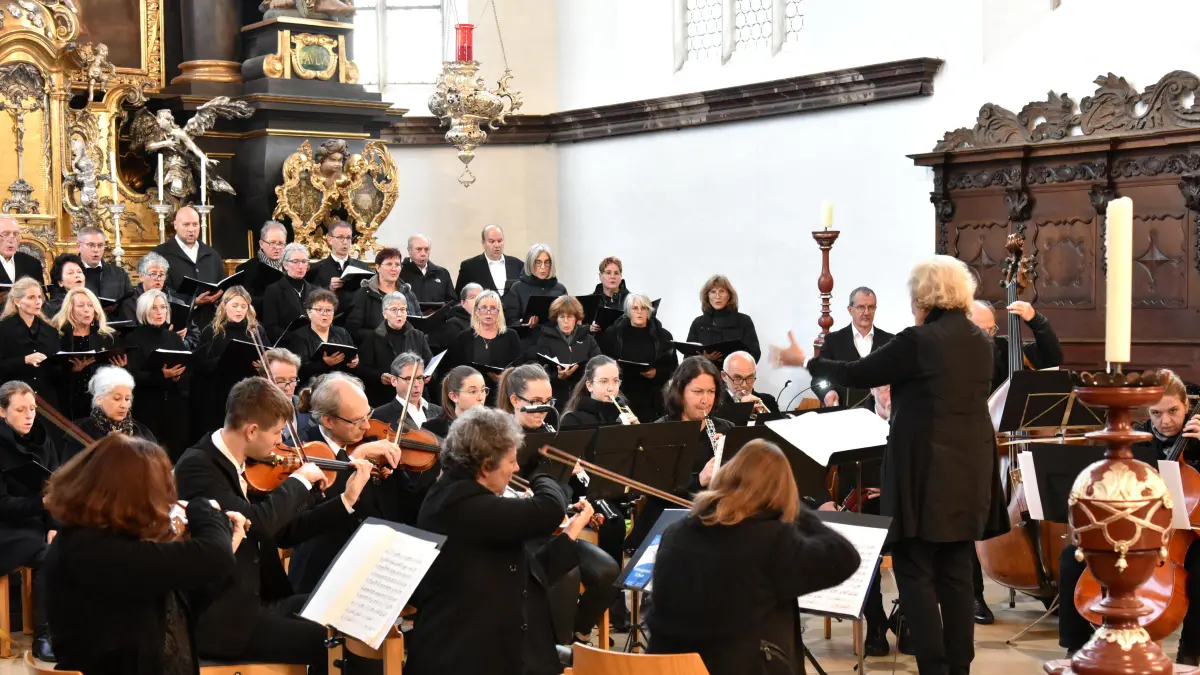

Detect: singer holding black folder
[772,255,1008,675]
[50,287,124,422]
[357,291,432,406]
[502,244,568,328]
[446,290,522,404]
[526,296,601,410]
[0,278,63,410]
[283,289,359,389]
[686,275,760,363]
[261,243,320,344]
[194,287,268,434]
[598,293,677,422]
[123,289,191,460]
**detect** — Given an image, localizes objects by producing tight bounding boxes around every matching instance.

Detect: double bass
[975,234,1069,605]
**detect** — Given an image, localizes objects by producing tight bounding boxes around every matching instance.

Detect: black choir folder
[672,339,750,360]
[300,518,444,649]
[175,270,247,299]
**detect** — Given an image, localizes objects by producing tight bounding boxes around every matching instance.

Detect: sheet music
[425,350,448,379]
[765,408,889,467]
[989,379,1010,432]
[1157,461,1192,531]
[796,519,888,618]
[1017,451,1044,520]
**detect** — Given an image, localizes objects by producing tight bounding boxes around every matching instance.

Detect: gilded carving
[129,96,253,203]
[0,62,48,215]
[290,33,338,81]
[264,52,284,79]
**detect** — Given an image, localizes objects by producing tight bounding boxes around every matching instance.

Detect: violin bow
[391,365,420,445]
[34,392,96,448]
[245,323,308,462]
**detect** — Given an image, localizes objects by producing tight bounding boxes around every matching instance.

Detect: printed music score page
[765,408,889,467]
[300,519,444,648]
[797,511,891,620]
[1157,460,1192,531]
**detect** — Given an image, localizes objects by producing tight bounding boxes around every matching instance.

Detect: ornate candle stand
[1047,370,1174,675]
[107,202,126,267]
[193,204,213,246]
[812,229,839,356]
[151,201,172,244]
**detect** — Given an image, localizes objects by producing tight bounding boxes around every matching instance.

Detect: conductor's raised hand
[771,331,807,368]
[342,458,374,507]
[823,390,839,407]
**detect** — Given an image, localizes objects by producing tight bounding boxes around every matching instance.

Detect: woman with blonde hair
[0,277,61,408]
[773,255,1006,675]
[686,274,760,364]
[52,286,124,420]
[194,285,268,432]
[648,439,858,675]
[445,289,521,405]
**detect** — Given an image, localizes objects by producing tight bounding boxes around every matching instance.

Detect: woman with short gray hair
[358,291,433,405]
[501,243,567,328]
[261,242,320,343]
[116,252,173,323]
[61,365,158,462]
[123,289,191,459]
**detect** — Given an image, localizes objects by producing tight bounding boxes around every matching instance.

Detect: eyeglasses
[533,259,552,268]
[144,272,166,280]
[333,412,372,426]
[985,325,999,336]
[592,378,621,387]
[478,306,500,314]
[284,258,309,265]
[328,235,353,242]
[80,242,105,249]
[384,307,408,315]
[0,231,18,241]
[459,386,490,397]
[273,378,299,387]
[850,304,877,313]
[726,374,756,386]
[516,394,555,407]
[309,307,334,315]
[262,241,287,249]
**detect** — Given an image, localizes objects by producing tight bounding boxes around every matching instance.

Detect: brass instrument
[611,395,640,425]
[730,385,771,417]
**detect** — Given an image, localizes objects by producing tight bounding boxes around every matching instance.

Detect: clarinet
[705,416,724,471]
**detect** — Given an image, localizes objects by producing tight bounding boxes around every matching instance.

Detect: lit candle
[199,154,207,205]
[1105,197,1133,364]
[157,153,164,202]
[455,23,474,62]
[109,150,118,201]
[821,201,833,229]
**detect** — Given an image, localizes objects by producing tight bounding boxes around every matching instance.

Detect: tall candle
[109,150,118,201]
[156,153,164,201]
[820,201,834,229]
[199,154,207,205]
[1105,196,1133,364]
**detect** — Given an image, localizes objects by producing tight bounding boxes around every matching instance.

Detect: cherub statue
[259,0,355,21]
[130,96,254,202]
[69,42,117,101]
[314,139,349,191]
[61,136,112,228]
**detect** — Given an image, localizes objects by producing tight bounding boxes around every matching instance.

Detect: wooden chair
[3,567,34,658]
[794,398,822,412]
[25,652,307,675]
[24,651,69,674]
[568,643,710,675]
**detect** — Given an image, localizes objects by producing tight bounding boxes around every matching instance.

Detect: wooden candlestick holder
[812,229,839,357]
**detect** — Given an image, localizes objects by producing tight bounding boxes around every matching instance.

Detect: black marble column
[174,0,243,85]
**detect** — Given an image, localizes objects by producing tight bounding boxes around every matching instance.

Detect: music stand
[518,429,597,483]
[721,425,830,501]
[587,421,698,501]
[996,370,1105,434]
[615,508,689,653]
[712,401,754,427]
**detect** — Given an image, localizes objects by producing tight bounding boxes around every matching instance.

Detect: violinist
[61,366,158,462]
[262,348,309,446]
[51,287,127,421]
[370,352,441,431]
[717,351,779,416]
[421,365,486,438]
[173,377,373,675]
[0,277,61,410]
[44,434,247,675]
[1057,369,1200,664]
[0,380,56,661]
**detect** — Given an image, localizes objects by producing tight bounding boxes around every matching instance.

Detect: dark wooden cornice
[385,57,942,146]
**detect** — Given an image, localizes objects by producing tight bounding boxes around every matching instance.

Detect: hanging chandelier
[428,3,522,188]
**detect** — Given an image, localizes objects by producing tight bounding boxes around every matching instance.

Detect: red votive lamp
[455,23,474,62]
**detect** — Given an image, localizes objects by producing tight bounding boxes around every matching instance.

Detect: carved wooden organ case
[911,71,1200,382]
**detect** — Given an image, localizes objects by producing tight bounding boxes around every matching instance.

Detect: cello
[975,234,1069,604]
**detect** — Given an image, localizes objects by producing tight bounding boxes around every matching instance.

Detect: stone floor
[0,575,1184,674]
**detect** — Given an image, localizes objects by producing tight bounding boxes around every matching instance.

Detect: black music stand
[721,425,830,501]
[518,429,597,483]
[711,400,754,427]
[1025,443,1159,524]
[587,421,698,501]
[997,370,1105,433]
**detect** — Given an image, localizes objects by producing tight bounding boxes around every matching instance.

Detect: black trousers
[971,549,985,596]
[237,594,329,675]
[891,538,975,675]
[6,547,48,636]
[547,540,621,640]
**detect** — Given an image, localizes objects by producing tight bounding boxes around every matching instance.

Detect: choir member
[305,220,371,312]
[454,223,523,294]
[44,253,86,318]
[282,288,358,387]
[648,440,858,675]
[0,278,60,409]
[0,216,43,286]
[44,434,246,675]
[61,366,158,462]
[262,243,319,344]
[116,253,178,327]
[357,291,432,406]
[51,287,125,422]
[774,255,1008,675]
[194,286,268,433]
[427,282,479,354]
[527,295,601,410]
[234,220,287,298]
[502,243,567,328]
[815,286,895,407]
[496,364,620,646]
[718,351,780,415]
[598,293,677,422]
[76,226,134,316]
[401,234,457,304]
[370,352,442,429]
[288,373,407,595]
[174,377,372,675]
[151,206,225,328]
[421,365,486,438]
[1058,369,1200,664]
[123,289,191,460]
[593,256,629,312]
[262,348,309,446]
[0,380,56,661]
[345,247,421,345]
[560,356,638,428]
[446,289,522,402]
[407,406,588,675]
[686,274,760,364]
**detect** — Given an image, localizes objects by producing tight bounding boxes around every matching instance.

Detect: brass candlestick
[812,229,839,357]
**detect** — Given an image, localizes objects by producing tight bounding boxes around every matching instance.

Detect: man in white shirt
[455,224,524,295]
[371,352,442,430]
[306,220,371,313]
[401,233,457,304]
[0,215,44,286]
[76,226,134,312]
[150,206,225,322]
[816,286,894,407]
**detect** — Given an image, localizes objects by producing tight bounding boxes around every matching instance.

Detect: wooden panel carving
[1030,217,1094,308]
[1132,213,1188,308]
[952,221,1009,303]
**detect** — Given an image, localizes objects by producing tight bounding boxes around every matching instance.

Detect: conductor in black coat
[775,256,1009,675]
[407,407,584,675]
[76,226,135,317]
[174,377,373,674]
[814,287,895,407]
[648,440,859,675]
[686,274,760,363]
[400,234,457,305]
[0,216,44,286]
[150,207,226,329]
[454,224,524,294]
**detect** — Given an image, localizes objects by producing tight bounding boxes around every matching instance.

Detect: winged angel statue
[130,97,253,204]
[273,139,398,258]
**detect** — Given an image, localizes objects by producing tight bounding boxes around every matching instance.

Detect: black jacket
[174,434,356,657]
[82,262,135,313]
[55,326,117,422]
[813,323,896,403]
[193,321,268,434]
[422,413,452,438]
[426,305,471,354]
[445,328,523,406]
[44,285,68,319]
[45,500,236,675]
[593,281,629,312]
[150,238,225,327]
[358,321,433,406]
[115,284,186,328]
[408,472,578,675]
[0,419,56,574]
[233,258,283,300]
[401,259,457,304]
[807,308,1009,543]
[524,324,601,409]
[716,388,781,417]
[61,416,158,464]
[686,308,761,363]
[560,396,623,428]
[0,251,44,286]
[598,316,678,422]
[502,274,568,327]
[371,398,444,431]
[991,312,1063,392]
[283,325,358,389]
[648,510,859,675]
[0,314,62,409]
[455,252,523,294]
[262,276,319,345]
[305,256,372,316]
[122,323,192,461]
[344,275,422,346]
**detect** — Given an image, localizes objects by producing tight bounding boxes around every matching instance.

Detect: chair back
[571,643,710,675]
[25,651,82,675]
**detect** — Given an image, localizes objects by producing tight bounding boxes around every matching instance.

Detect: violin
[354,417,441,473]
[243,439,393,494]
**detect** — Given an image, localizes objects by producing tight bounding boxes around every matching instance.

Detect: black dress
[686,307,761,363]
[524,325,601,410]
[55,326,116,422]
[501,274,567,327]
[357,321,433,406]
[426,305,471,354]
[262,277,319,345]
[123,323,192,460]
[0,419,56,575]
[599,316,677,422]
[0,314,62,409]
[445,328,523,406]
[282,325,359,391]
[194,321,268,434]
[61,413,159,464]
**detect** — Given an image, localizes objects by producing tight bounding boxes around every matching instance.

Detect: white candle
[157,153,164,201]
[1105,197,1133,364]
[199,153,207,205]
[109,150,118,201]
[821,201,834,229]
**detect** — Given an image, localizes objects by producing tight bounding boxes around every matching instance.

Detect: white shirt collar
[175,236,198,252]
[854,326,874,340]
[84,261,102,269]
[403,397,428,426]
[331,253,349,265]
[486,254,505,265]
[211,430,248,497]
[318,426,346,457]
